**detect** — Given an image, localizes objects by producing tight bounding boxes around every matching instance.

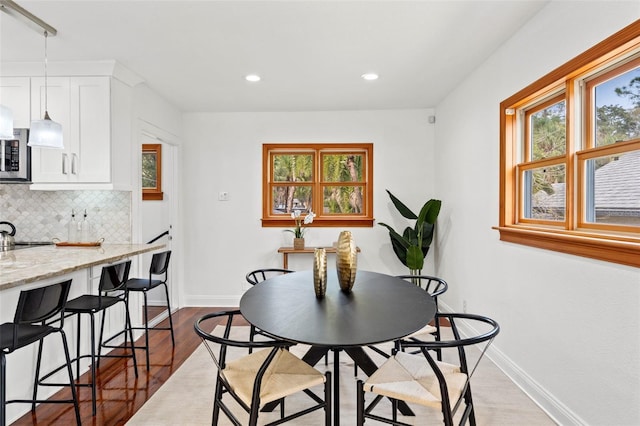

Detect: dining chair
[394,275,448,358]
[245,268,294,286]
[245,268,293,352]
[0,280,81,426]
[357,274,449,376]
[194,310,331,426]
[356,312,500,426]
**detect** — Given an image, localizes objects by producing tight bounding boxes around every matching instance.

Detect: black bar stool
[36,260,138,416]
[124,250,174,369]
[0,279,81,426]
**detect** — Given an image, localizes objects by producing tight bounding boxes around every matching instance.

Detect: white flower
[304,211,315,225]
[288,209,313,238]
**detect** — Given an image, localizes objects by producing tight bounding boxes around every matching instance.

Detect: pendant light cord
[44,30,48,116]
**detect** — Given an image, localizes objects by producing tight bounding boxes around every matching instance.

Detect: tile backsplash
[0,185,131,243]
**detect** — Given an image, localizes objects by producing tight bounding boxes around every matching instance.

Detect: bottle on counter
[80,209,92,242]
[68,210,78,242]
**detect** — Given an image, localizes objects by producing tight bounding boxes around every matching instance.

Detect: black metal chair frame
[395,274,448,311]
[245,268,293,351]
[0,279,81,426]
[394,274,449,357]
[121,250,174,370]
[35,260,138,416]
[357,274,449,375]
[245,268,294,286]
[194,310,331,426]
[356,312,500,426]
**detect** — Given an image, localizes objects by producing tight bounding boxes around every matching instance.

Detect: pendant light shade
[28,30,63,149]
[0,104,14,139]
[29,111,63,148]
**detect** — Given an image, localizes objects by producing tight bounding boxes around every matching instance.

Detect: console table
[277,246,360,269]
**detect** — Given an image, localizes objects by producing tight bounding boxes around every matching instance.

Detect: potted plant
[378,190,441,275]
[286,210,315,249]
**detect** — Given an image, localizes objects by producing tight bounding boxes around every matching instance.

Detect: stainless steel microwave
[0,128,31,182]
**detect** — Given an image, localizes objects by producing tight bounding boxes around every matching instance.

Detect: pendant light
[0,104,14,139]
[28,30,63,149]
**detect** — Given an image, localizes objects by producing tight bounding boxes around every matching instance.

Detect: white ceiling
[0,1,549,113]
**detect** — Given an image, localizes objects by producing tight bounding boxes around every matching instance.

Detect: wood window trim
[516,158,568,227]
[142,143,163,201]
[497,20,640,268]
[576,139,640,233]
[262,143,374,228]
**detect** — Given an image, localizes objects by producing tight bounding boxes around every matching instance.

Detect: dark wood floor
[11,307,239,426]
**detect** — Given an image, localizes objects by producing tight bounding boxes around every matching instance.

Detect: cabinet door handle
[71,153,78,175]
[62,153,68,174]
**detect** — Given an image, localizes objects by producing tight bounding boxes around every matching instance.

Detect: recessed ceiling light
[245,74,261,82]
[361,73,379,81]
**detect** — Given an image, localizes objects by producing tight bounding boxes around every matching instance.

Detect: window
[142,144,163,201]
[262,143,374,227]
[497,20,640,267]
[521,94,567,223]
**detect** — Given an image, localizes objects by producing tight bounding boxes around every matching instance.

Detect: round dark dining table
[239,269,437,425]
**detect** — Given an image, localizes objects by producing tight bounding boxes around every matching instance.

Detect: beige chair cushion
[406,324,438,339]
[363,351,467,409]
[223,348,326,407]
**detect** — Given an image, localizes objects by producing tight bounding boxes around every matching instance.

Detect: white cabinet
[30,76,118,186]
[2,61,138,191]
[29,76,72,181]
[29,76,133,190]
[0,77,31,129]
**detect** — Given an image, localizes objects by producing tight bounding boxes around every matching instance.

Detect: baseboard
[485,344,585,425]
[439,301,585,425]
[147,308,172,328]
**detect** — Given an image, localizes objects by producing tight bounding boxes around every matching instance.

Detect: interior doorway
[136,125,179,324]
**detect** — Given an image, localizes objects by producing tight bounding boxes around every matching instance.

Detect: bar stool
[36,260,138,416]
[124,250,174,369]
[0,279,80,426]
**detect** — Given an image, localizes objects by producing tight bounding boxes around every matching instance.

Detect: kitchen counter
[0,243,166,290]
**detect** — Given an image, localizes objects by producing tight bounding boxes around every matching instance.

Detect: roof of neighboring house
[533,149,640,210]
[593,149,640,209]
[533,183,565,209]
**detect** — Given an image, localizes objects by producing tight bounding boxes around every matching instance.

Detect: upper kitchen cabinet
[0,77,31,129]
[30,75,133,190]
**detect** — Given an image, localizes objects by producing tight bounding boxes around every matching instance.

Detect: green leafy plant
[378,190,442,274]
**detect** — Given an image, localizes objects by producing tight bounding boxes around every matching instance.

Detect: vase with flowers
[287,210,315,250]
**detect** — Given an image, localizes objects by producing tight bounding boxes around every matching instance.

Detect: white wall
[132,84,184,307]
[434,2,640,425]
[135,84,183,140]
[181,109,436,306]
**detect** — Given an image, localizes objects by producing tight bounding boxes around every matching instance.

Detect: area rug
[126,326,555,425]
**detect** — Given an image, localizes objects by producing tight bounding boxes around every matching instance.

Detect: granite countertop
[0,243,166,290]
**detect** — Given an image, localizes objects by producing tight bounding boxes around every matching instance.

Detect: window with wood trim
[142,144,163,201]
[497,20,640,267]
[262,143,374,228]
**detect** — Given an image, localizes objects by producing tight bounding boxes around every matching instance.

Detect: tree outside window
[262,143,374,228]
[142,144,163,201]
